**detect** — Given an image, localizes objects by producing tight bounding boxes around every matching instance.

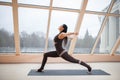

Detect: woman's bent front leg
[37,51,59,72]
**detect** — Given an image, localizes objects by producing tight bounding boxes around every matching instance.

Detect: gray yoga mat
[28,69,110,76]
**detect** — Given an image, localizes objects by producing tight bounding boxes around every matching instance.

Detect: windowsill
[0,53,120,63]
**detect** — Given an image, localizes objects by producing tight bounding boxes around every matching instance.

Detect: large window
[18,8,49,53]
[74,14,104,53]
[0,0,119,55]
[94,16,120,54]
[0,6,15,53]
[48,10,78,51]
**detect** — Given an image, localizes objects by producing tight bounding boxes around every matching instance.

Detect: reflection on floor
[0,62,120,80]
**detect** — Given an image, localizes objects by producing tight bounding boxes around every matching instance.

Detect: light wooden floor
[0,62,120,80]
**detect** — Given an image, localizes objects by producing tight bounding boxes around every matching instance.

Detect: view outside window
[116,46,120,54]
[94,16,120,54]
[86,0,111,12]
[111,0,120,14]
[93,0,120,54]
[18,0,50,6]
[0,0,11,2]
[74,14,104,53]
[18,7,48,53]
[53,0,82,9]
[48,10,78,51]
[0,6,15,53]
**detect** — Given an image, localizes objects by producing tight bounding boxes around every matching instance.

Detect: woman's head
[58,24,68,46]
[58,24,68,33]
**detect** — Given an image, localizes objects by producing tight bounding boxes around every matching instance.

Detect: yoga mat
[28,69,110,76]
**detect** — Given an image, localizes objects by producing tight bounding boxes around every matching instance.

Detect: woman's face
[58,25,64,32]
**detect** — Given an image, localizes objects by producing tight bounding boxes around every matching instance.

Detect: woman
[37,24,92,73]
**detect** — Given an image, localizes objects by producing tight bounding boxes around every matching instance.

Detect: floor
[0,62,120,80]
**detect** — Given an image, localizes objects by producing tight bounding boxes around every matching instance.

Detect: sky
[0,0,112,39]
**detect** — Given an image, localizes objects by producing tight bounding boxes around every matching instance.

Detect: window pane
[0,0,11,2]
[86,0,111,12]
[18,8,48,53]
[74,14,105,54]
[0,6,15,53]
[53,0,82,9]
[116,45,120,54]
[110,0,120,14]
[48,10,78,51]
[18,0,50,6]
[94,16,120,54]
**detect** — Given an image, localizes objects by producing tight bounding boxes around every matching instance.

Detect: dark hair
[61,24,68,46]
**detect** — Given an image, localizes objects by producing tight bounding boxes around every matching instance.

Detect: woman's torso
[54,34,64,54]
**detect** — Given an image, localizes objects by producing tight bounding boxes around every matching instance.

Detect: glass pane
[0,0,11,2]
[116,45,120,54]
[48,10,78,51]
[94,16,120,54]
[18,7,49,53]
[86,0,111,12]
[18,0,50,6]
[0,6,15,53]
[110,0,120,14]
[74,14,105,54]
[53,0,82,9]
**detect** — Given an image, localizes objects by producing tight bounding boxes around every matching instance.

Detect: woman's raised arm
[58,32,78,39]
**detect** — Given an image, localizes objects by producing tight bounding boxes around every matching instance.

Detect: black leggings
[40,51,80,70]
